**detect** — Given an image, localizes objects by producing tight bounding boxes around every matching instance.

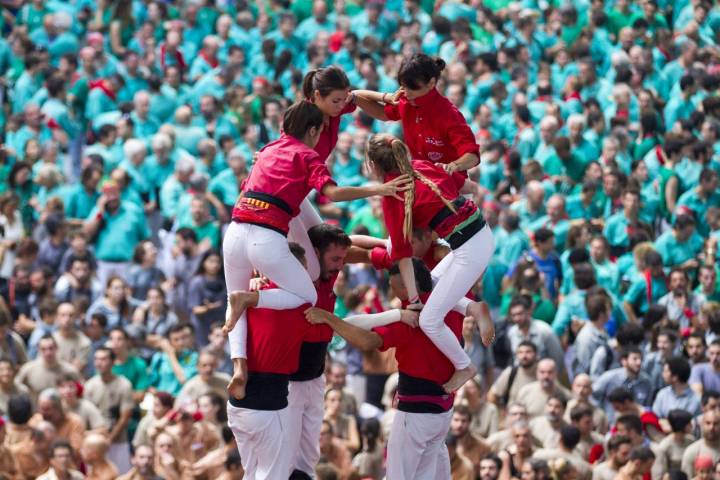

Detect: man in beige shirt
[36,440,85,480]
[84,346,136,474]
[29,388,86,454]
[653,409,695,478]
[176,351,231,406]
[58,374,108,432]
[16,335,79,401]
[488,341,537,407]
[533,425,592,480]
[570,404,605,461]
[563,373,608,433]
[681,410,720,477]
[52,303,91,374]
[592,435,633,480]
[529,394,568,449]
[517,358,571,418]
[487,402,543,451]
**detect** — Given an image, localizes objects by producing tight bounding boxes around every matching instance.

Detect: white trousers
[287,197,323,282]
[420,225,494,369]
[223,222,318,358]
[227,403,290,480]
[386,409,452,480]
[286,375,325,477]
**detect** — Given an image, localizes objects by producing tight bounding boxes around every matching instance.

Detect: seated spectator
[479,453,502,480]
[176,351,231,406]
[487,402,539,452]
[450,405,492,473]
[533,425,592,480]
[517,358,570,418]
[593,347,653,420]
[324,387,361,455]
[84,347,135,472]
[569,404,604,461]
[506,295,565,373]
[458,375,499,439]
[117,444,162,480]
[109,327,150,403]
[57,374,107,432]
[37,440,84,480]
[53,257,103,306]
[681,411,720,478]
[351,418,384,480]
[488,341,538,408]
[133,392,174,450]
[616,447,656,480]
[85,276,135,330]
[81,432,119,480]
[153,431,191,479]
[564,374,608,434]
[148,323,198,396]
[29,388,86,454]
[592,435,633,480]
[53,302,91,374]
[126,240,166,302]
[690,340,720,396]
[197,393,227,436]
[5,394,34,446]
[654,410,695,478]
[653,356,701,419]
[529,395,569,449]
[17,335,79,401]
[0,358,30,416]
[130,287,179,362]
[498,420,534,480]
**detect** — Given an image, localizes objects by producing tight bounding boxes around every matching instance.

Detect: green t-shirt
[113,355,150,391]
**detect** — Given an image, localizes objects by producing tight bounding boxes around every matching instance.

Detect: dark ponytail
[282,101,324,140]
[397,53,446,90]
[302,66,350,100]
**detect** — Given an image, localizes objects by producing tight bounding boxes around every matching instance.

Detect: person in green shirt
[178,196,222,251]
[148,323,198,396]
[654,213,704,272]
[623,250,668,323]
[695,265,720,303]
[527,195,571,253]
[109,327,149,403]
[83,182,150,285]
[496,210,530,267]
[603,189,650,257]
[677,169,720,237]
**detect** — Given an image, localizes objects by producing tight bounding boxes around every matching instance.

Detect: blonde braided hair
[368,134,457,242]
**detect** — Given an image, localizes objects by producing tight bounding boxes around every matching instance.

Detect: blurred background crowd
[0,0,719,479]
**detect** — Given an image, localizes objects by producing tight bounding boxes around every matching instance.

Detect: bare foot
[443,364,477,394]
[228,360,247,400]
[222,291,258,334]
[468,301,494,347]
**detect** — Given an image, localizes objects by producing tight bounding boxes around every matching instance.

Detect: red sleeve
[384,103,401,121]
[373,323,410,351]
[445,108,479,159]
[451,172,467,189]
[382,196,413,261]
[306,151,337,193]
[370,246,393,270]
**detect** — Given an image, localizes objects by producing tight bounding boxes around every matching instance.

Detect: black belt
[446,216,486,250]
[243,190,293,215]
[228,372,289,411]
[429,197,467,230]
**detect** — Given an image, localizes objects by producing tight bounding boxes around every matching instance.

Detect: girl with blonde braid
[365,134,495,393]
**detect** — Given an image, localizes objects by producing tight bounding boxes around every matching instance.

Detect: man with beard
[681,410,720,477]
[529,394,569,449]
[478,454,502,480]
[592,347,653,421]
[592,435,633,480]
[117,444,163,480]
[83,181,149,285]
[488,341,538,408]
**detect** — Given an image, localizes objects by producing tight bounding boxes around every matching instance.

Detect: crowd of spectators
[0,0,719,479]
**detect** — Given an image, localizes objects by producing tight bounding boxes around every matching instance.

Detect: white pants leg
[386,410,453,480]
[419,225,494,369]
[287,375,325,477]
[223,222,318,359]
[227,403,290,480]
[287,197,323,282]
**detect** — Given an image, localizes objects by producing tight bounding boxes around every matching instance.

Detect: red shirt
[369,241,446,270]
[384,88,479,166]
[373,310,463,386]
[314,103,356,161]
[303,272,339,343]
[245,300,312,374]
[239,134,336,217]
[382,160,476,261]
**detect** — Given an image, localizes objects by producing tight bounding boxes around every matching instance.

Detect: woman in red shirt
[353,53,480,178]
[365,133,495,394]
[223,102,410,399]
